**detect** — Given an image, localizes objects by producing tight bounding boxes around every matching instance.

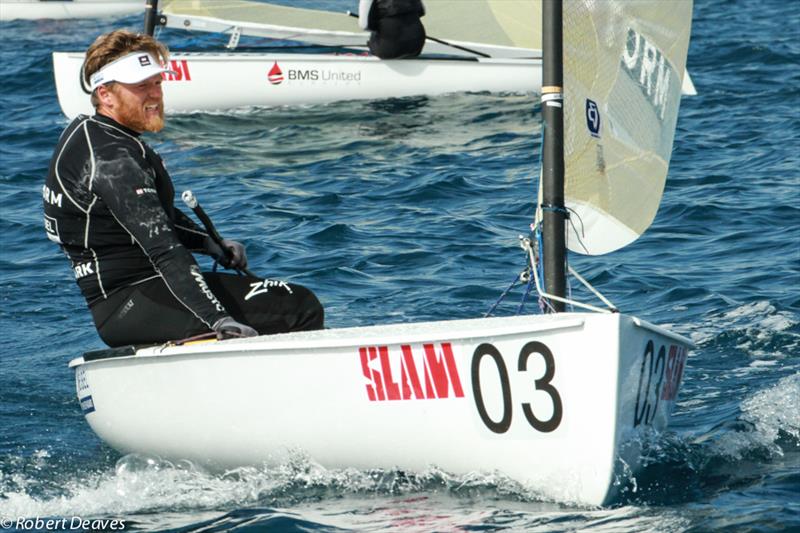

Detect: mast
[540,0,567,312]
[144,0,159,36]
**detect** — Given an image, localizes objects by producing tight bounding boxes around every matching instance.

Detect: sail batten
[562,0,693,255]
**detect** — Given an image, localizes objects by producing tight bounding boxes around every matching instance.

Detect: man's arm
[173,207,248,269]
[173,207,208,252]
[91,147,229,329]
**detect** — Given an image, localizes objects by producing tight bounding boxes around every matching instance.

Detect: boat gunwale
[53,50,542,64]
[69,314,593,368]
[68,312,693,369]
[632,316,694,347]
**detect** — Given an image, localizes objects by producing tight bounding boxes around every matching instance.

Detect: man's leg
[91,277,211,347]
[204,273,324,334]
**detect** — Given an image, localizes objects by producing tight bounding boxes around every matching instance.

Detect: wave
[2,451,705,531]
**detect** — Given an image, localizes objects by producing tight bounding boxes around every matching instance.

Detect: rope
[484,272,523,318]
[516,266,535,315]
[540,204,570,215]
[485,114,615,316]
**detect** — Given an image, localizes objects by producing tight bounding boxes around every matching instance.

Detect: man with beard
[43,30,324,347]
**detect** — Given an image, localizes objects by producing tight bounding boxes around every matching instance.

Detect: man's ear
[96,84,115,109]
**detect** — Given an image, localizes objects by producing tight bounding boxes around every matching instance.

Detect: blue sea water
[1,0,799,531]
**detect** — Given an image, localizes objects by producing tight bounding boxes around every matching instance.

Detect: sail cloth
[160,0,368,47]
[562,0,693,255]
[422,0,543,56]
[159,0,543,57]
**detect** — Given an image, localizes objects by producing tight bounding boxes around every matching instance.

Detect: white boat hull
[70,312,690,506]
[53,51,542,119]
[0,0,141,21]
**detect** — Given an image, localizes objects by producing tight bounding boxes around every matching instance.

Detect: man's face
[101,73,165,133]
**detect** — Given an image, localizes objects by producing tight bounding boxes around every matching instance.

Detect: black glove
[205,237,248,270]
[212,316,258,340]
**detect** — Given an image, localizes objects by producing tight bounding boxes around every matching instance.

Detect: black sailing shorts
[90,272,324,347]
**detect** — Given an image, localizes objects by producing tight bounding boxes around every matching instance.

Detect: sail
[423,0,543,55]
[160,1,365,47]
[159,0,543,57]
[561,0,693,255]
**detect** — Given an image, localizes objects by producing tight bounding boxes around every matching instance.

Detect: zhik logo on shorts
[245,279,293,300]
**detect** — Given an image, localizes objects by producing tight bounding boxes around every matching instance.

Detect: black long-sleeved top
[359,0,425,30]
[43,114,228,328]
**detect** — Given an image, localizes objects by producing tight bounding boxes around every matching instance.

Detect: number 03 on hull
[69,312,690,506]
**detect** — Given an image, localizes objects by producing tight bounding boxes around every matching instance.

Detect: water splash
[712,373,800,460]
[0,451,559,521]
[0,451,694,532]
[691,301,799,359]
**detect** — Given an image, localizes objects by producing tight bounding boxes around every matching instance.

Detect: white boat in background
[53,51,541,119]
[68,0,695,507]
[0,0,141,21]
[51,0,696,118]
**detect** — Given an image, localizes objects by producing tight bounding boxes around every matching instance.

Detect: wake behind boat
[51,0,695,118]
[67,0,695,507]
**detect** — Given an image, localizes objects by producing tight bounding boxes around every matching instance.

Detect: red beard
[114,91,165,133]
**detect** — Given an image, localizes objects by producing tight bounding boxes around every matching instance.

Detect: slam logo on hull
[359,342,465,402]
[162,59,191,82]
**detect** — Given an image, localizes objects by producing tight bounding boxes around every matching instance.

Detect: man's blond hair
[84,30,169,108]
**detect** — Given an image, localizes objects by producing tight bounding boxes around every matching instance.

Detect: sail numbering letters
[359,341,564,434]
[634,341,688,427]
[621,27,673,119]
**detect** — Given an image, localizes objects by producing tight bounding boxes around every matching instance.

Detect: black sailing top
[43,113,228,328]
[362,0,426,30]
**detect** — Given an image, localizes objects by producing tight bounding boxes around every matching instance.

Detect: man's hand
[212,316,257,339]
[205,237,248,270]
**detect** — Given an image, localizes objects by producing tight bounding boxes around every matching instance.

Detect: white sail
[421,0,543,56]
[160,0,543,58]
[160,0,369,48]
[562,0,693,255]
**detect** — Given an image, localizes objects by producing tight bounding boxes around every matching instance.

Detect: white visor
[89,52,176,91]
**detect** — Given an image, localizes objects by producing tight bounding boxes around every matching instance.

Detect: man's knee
[294,284,325,331]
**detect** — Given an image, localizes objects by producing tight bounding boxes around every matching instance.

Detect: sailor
[43,30,324,347]
[358,0,426,59]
